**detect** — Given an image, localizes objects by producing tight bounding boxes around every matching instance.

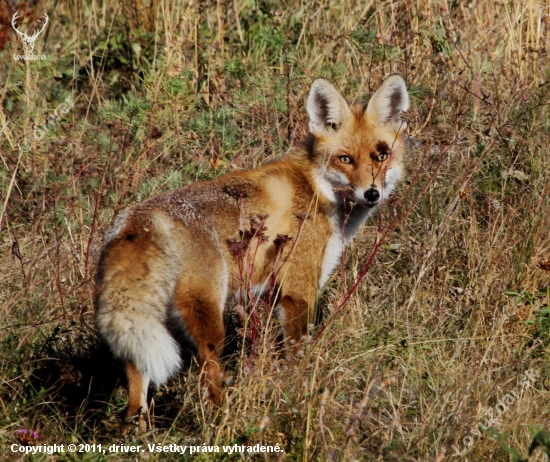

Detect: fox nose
[364,186,380,203]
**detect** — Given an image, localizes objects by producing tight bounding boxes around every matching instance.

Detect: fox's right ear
[307,79,351,136]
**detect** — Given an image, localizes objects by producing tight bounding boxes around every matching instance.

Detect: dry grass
[1,0,549,460]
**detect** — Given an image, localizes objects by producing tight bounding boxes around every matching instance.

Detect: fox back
[95,75,409,431]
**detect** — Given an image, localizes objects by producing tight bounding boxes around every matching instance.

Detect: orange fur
[95,75,410,430]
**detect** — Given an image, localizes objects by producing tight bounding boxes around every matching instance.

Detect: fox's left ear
[307,79,351,136]
[366,74,409,133]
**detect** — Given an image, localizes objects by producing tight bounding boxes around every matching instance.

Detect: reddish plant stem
[84,172,105,279]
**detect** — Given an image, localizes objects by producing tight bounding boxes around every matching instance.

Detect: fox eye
[377,151,389,162]
[339,155,352,164]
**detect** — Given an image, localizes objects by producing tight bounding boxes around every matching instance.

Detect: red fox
[95,75,409,431]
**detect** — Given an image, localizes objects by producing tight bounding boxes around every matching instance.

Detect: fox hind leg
[124,361,149,433]
[173,279,225,404]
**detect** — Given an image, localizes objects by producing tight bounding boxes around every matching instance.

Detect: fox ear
[307,79,351,136]
[366,74,409,133]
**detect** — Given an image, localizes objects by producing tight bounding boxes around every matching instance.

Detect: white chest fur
[319,231,344,288]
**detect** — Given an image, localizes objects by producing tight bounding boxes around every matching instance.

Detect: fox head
[306,75,409,209]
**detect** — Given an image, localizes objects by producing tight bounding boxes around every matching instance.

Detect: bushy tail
[96,306,181,386]
[95,211,182,386]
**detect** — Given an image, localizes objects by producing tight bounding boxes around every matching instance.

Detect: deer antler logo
[11,11,49,54]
